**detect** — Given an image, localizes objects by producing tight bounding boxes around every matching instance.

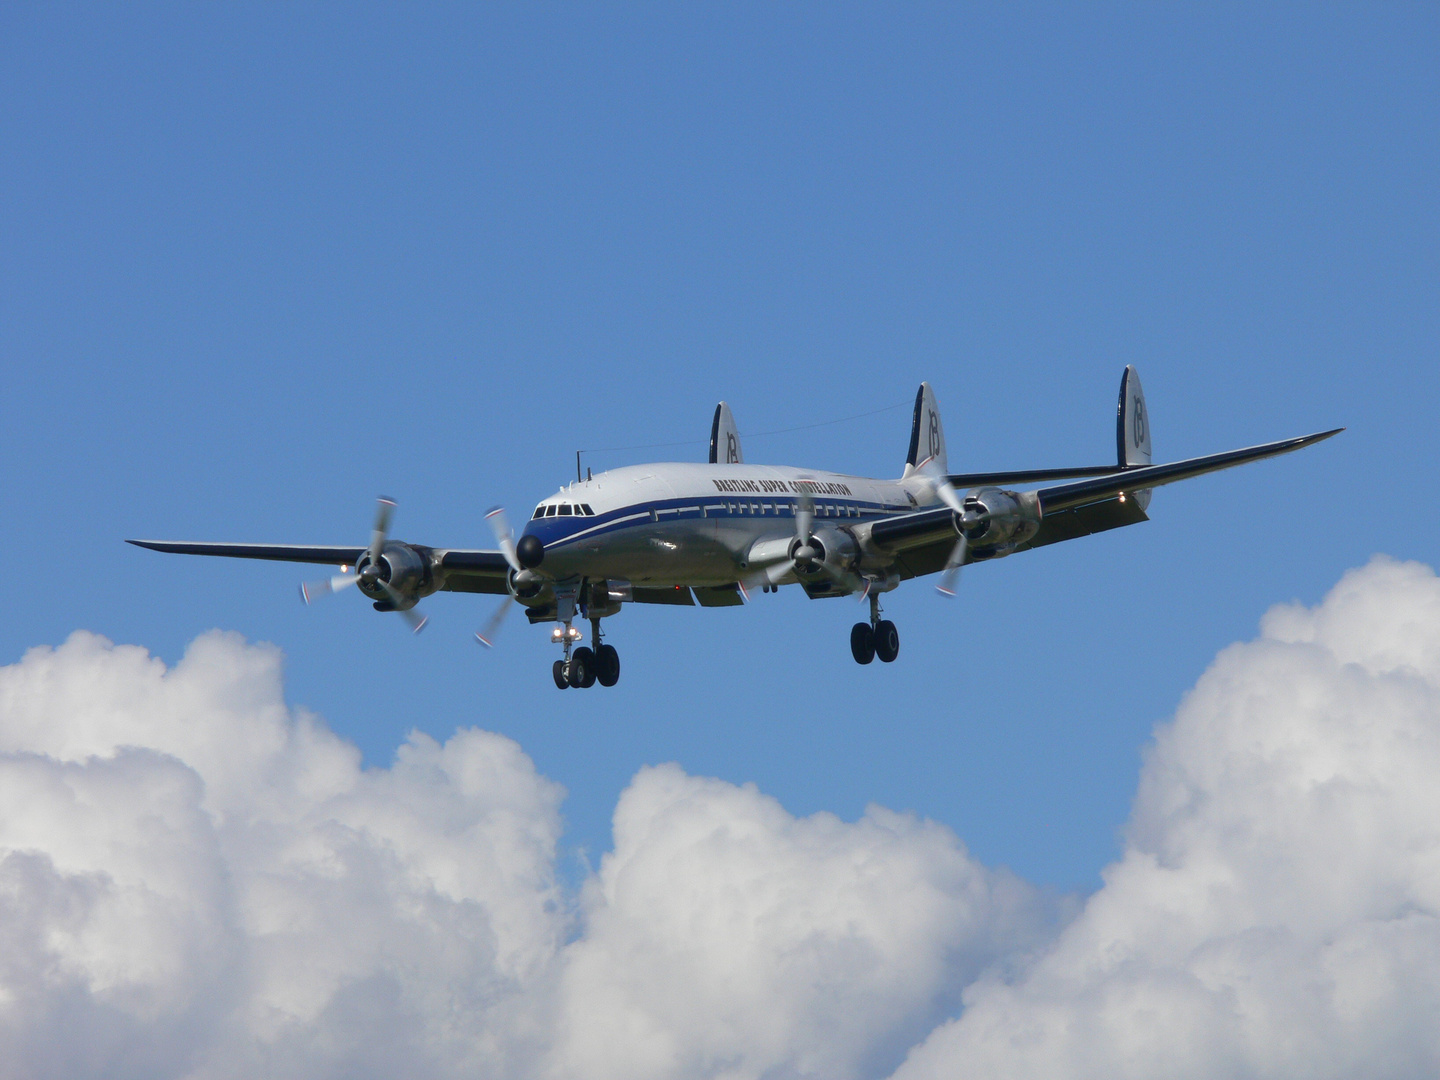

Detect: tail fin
[1117,366,1152,466]
[1118,366,1152,509]
[709,402,743,464]
[904,382,948,476]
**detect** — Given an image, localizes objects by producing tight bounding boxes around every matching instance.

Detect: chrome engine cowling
[957,488,1042,555]
[791,525,860,579]
[354,542,432,608]
[507,567,554,608]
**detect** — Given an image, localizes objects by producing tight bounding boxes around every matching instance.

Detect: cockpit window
[533,506,545,519]
[580,504,594,515]
[545,505,557,517]
[558,504,573,516]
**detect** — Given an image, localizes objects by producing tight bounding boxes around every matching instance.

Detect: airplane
[130,368,1340,689]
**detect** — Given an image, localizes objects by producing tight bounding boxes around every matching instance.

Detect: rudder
[709,402,743,464]
[904,382,948,476]
[1117,366,1151,467]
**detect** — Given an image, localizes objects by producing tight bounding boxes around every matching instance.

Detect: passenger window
[558,505,573,516]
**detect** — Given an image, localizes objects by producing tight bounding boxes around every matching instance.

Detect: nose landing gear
[851,592,899,665]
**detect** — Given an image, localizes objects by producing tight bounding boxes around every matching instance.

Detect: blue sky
[2,3,1434,892]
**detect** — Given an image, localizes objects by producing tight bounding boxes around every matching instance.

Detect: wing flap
[1014,496,1149,552]
[632,586,696,605]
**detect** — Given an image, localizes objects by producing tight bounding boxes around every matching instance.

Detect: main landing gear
[851,592,899,665]
[553,617,621,689]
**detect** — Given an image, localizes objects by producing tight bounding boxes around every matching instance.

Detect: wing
[126,540,512,595]
[945,465,1125,487]
[869,428,1342,577]
[433,550,512,595]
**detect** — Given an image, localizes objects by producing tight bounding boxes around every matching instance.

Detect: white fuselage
[519,463,936,587]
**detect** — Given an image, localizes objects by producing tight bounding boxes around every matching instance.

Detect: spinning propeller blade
[300,572,358,604]
[474,597,513,648]
[486,506,522,573]
[300,497,429,631]
[369,497,395,566]
[936,533,967,598]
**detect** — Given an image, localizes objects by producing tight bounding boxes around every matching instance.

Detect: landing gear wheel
[552,660,569,689]
[874,620,899,663]
[850,622,875,664]
[595,644,620,686]
[571,647,597,688]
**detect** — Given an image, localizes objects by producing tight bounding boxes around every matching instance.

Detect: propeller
[746,484,865,596]
[914,463,980,598]
[300,572,358,603]
[486,506,522,573]
[474,597,512,649]
[475,505,521,648]
[300,497,428,633]
[936,533,967,598]
[910,466,990,601]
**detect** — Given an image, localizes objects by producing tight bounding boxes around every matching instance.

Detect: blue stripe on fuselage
[519,495,916,551]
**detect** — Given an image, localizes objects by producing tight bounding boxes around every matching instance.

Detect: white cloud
[0,631,567,1079]
[891,556,1440,1080]
[0,630,1046,1079]
[3,556,1440,1079]
[543,766,1057,1080]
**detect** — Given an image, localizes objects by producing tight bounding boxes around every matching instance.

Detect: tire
[850,622,875,665]
[874,620,899,663]
[595,644,620,687]
[566,650,592,688]
[571,647,597,688]
[552,660,569,689]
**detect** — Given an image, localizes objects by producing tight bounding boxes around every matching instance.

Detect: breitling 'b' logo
[726,432,739,463]
[927,412,941,459]
[1133,396,1146,445]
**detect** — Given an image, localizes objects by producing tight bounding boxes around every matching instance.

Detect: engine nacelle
[354,542,433,608]
[507,567,554,608]
[958,488,1042,556]
[792,525,860,580]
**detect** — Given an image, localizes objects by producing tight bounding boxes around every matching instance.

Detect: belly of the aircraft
[541,518,746,586]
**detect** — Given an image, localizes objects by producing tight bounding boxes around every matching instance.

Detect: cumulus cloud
[3,557,1439,1078]
[0,629,1046,1079]
[892,556,1440,1080]
[545,766,1055,1080]
[0,631,567,1079]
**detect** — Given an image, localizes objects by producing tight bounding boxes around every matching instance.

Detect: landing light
[551,628,564,642]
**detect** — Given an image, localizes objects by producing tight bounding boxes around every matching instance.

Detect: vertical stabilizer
[709,402,743,464]
[1117,365,1152,509]
[904,382,948,476]
[1117,366,1152,467]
